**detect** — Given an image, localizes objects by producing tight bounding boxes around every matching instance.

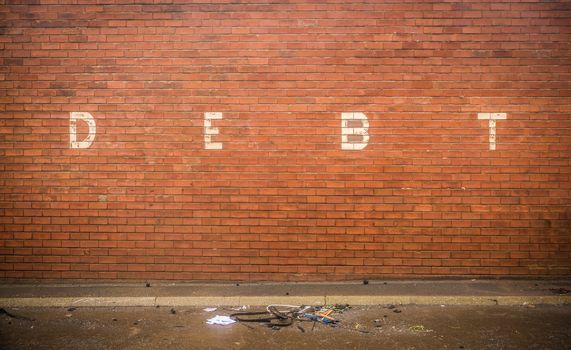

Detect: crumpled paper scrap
[206,315,236,326]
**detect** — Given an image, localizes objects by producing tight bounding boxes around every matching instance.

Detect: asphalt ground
[1,304,570,350]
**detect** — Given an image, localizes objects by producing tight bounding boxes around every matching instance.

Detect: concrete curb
[1,295,569,307]
[326,295,571,306]
[0,297,156,308]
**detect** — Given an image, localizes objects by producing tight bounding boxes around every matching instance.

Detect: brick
[0,1,570,281]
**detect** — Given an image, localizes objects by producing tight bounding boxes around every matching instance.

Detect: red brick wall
[1,1,570,281]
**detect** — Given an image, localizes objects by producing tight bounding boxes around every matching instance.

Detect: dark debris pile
[229,304,352,331]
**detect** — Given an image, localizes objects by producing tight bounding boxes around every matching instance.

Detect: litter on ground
[206,315,236,326]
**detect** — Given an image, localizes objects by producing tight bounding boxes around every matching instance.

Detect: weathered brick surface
[1,1,570,281]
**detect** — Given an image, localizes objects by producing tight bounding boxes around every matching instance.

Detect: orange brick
[0,1,570,281]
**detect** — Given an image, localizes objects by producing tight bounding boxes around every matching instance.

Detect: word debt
[69,112,507,151]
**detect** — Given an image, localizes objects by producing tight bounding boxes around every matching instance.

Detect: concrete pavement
[0,279,569,307]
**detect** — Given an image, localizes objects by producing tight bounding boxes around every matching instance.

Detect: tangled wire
[229,304,314,328]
